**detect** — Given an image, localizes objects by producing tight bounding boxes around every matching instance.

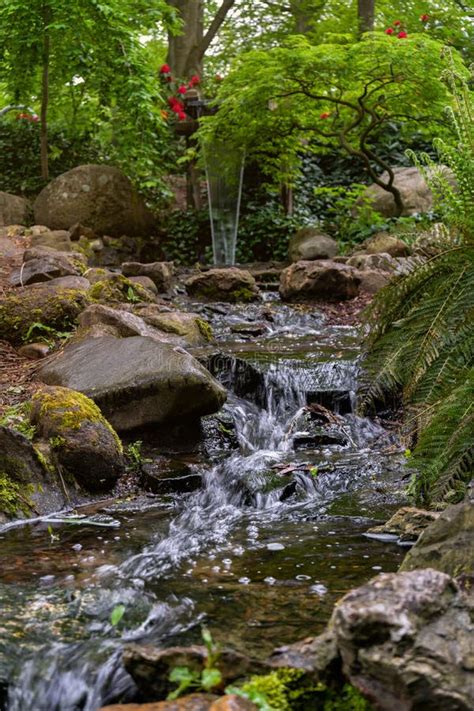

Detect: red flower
[393,20,401,26]
[320,112,331,119]
[398,30,408,38]
[385,27,394,35]
[420,14,429,22]
[177,85,187,95]
[189,74,200,86]
[160,64,171,74]
[177,111,187,121]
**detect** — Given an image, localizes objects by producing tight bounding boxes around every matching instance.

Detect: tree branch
[200,0,236,59]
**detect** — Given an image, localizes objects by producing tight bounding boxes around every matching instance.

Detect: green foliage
[360,68,474,505]
[110,603,126,627]
[23,321,72,346]
[226,668,372,711]
[125,440,150,472]
[167,627,222,700]
[201,32,467,213]
[0,403,35,440]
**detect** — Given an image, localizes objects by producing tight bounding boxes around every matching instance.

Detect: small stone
[18,343,50,360]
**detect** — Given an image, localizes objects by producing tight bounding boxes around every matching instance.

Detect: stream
[0,295,408,710]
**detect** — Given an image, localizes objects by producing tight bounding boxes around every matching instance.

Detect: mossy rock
[31,386,124,492]
[185,268,261,303]
[88,274,155,305]
[0,426,66,520]
[134,305,214,344]
[0,283,89,345]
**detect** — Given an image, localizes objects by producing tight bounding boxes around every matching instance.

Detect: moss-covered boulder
[0,282,89,344]
[88,274,155,305]
[185,268,260,303]
[0,425,66,522]
[30,386,124,492]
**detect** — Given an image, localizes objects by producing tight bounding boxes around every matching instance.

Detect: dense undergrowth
[360,68,474,506]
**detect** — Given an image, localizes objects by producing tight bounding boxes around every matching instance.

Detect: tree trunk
[40,6,50,181]
[289,0,312,34]
[357,0,375,34]
[167,0,204,79]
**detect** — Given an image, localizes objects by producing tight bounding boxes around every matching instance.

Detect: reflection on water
[0,299,407,711]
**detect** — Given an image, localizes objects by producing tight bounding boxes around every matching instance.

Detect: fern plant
[360,62,474,506]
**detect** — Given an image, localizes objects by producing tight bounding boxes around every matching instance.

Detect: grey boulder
[36,336,227,431]
[289,228,338,262]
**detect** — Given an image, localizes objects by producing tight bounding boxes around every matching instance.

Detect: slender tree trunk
[40,6,50,181]
[357,0,375,35]
[167,0,204,78]
[289,0,312,34]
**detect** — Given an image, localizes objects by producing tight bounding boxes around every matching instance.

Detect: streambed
[0,296,408,710]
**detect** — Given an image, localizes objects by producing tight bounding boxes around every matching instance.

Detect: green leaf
[110,603,125,627]
[201,668,222,691]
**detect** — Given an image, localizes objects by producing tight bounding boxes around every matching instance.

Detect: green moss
[0,403,35,440]
[33,445,56,473]
[0,472,34,516]
[0,287,88,344]
[229,669,373,711]
[88,275,154,305]
[32,388,123,454]
[231,287,259,302]
[196,317,213,341]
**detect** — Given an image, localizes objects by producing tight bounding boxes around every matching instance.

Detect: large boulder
[271,569,474,711]
[88,274,156,305]
[362,166,453,217]
[289,228,338,262]
[35,336,227,431]
[359,232,411,257]
[400,500,474,577]
[0,192,30,225]
[33,165,155,236]
[0,426,65,522]
[346,252,398,272]
[9,251,85,287]
[185,268,260,303]
[279,260,360,302]
[0,281,89,344]
[30,386,124,492]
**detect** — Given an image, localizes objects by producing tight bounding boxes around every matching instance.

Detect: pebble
[267,542,285,551]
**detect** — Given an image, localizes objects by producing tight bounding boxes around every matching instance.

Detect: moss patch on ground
[88,275,155,305]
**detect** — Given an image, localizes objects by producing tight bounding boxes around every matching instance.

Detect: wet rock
[229,322,269,337]
[10,252,83,287]
[34,165,155,236]
[360,232,411,258]
[141,461,202,495]
[123,644,270,701]
[354,269,389,294]
[346,252,398,271]
[122,262,173,292]
[135,305,213,345]
[269,629,339,679]
[18,342,50,360]
[36,336,227,431]
[30,230,73,252]
[0,282,89,344]
[100,695,218,711]
[77,304,170,342]
[362,166,454,217]
[290,408,348,449]
[333,569,474,711]
[0,192,30,225]
[400,500,474,576]
[185,268,260,303]
[279,261,360,302]
[129,275,158,295]
[289,228,338,262]
[366,506,440,543]
[0,426,65,521]
[30,386,124,492]
[88,274,156,305]
[200,411,239,460]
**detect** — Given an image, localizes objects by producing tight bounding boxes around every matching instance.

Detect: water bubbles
[264,576,277,585]
[233,546,245,556]
[267,542,285,551]
[72,543,82,552]
[372,565,382,571]
[296,574,311,581]
[310,583,328,596]
[238,577,251,585]
[222,558,232,567]
[211,566,221,573]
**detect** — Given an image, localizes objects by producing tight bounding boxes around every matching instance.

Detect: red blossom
[177,85,187,95]
[398,30,408,38]
[320,112,331,119]
[420,13,429,22]
[160,63,171,74]
[189,74,200,86]
[177,111,187,121]
[385,27,394,35]
[393,20,401,26]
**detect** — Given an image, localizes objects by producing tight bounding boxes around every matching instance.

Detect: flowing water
[0,296,408,710]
